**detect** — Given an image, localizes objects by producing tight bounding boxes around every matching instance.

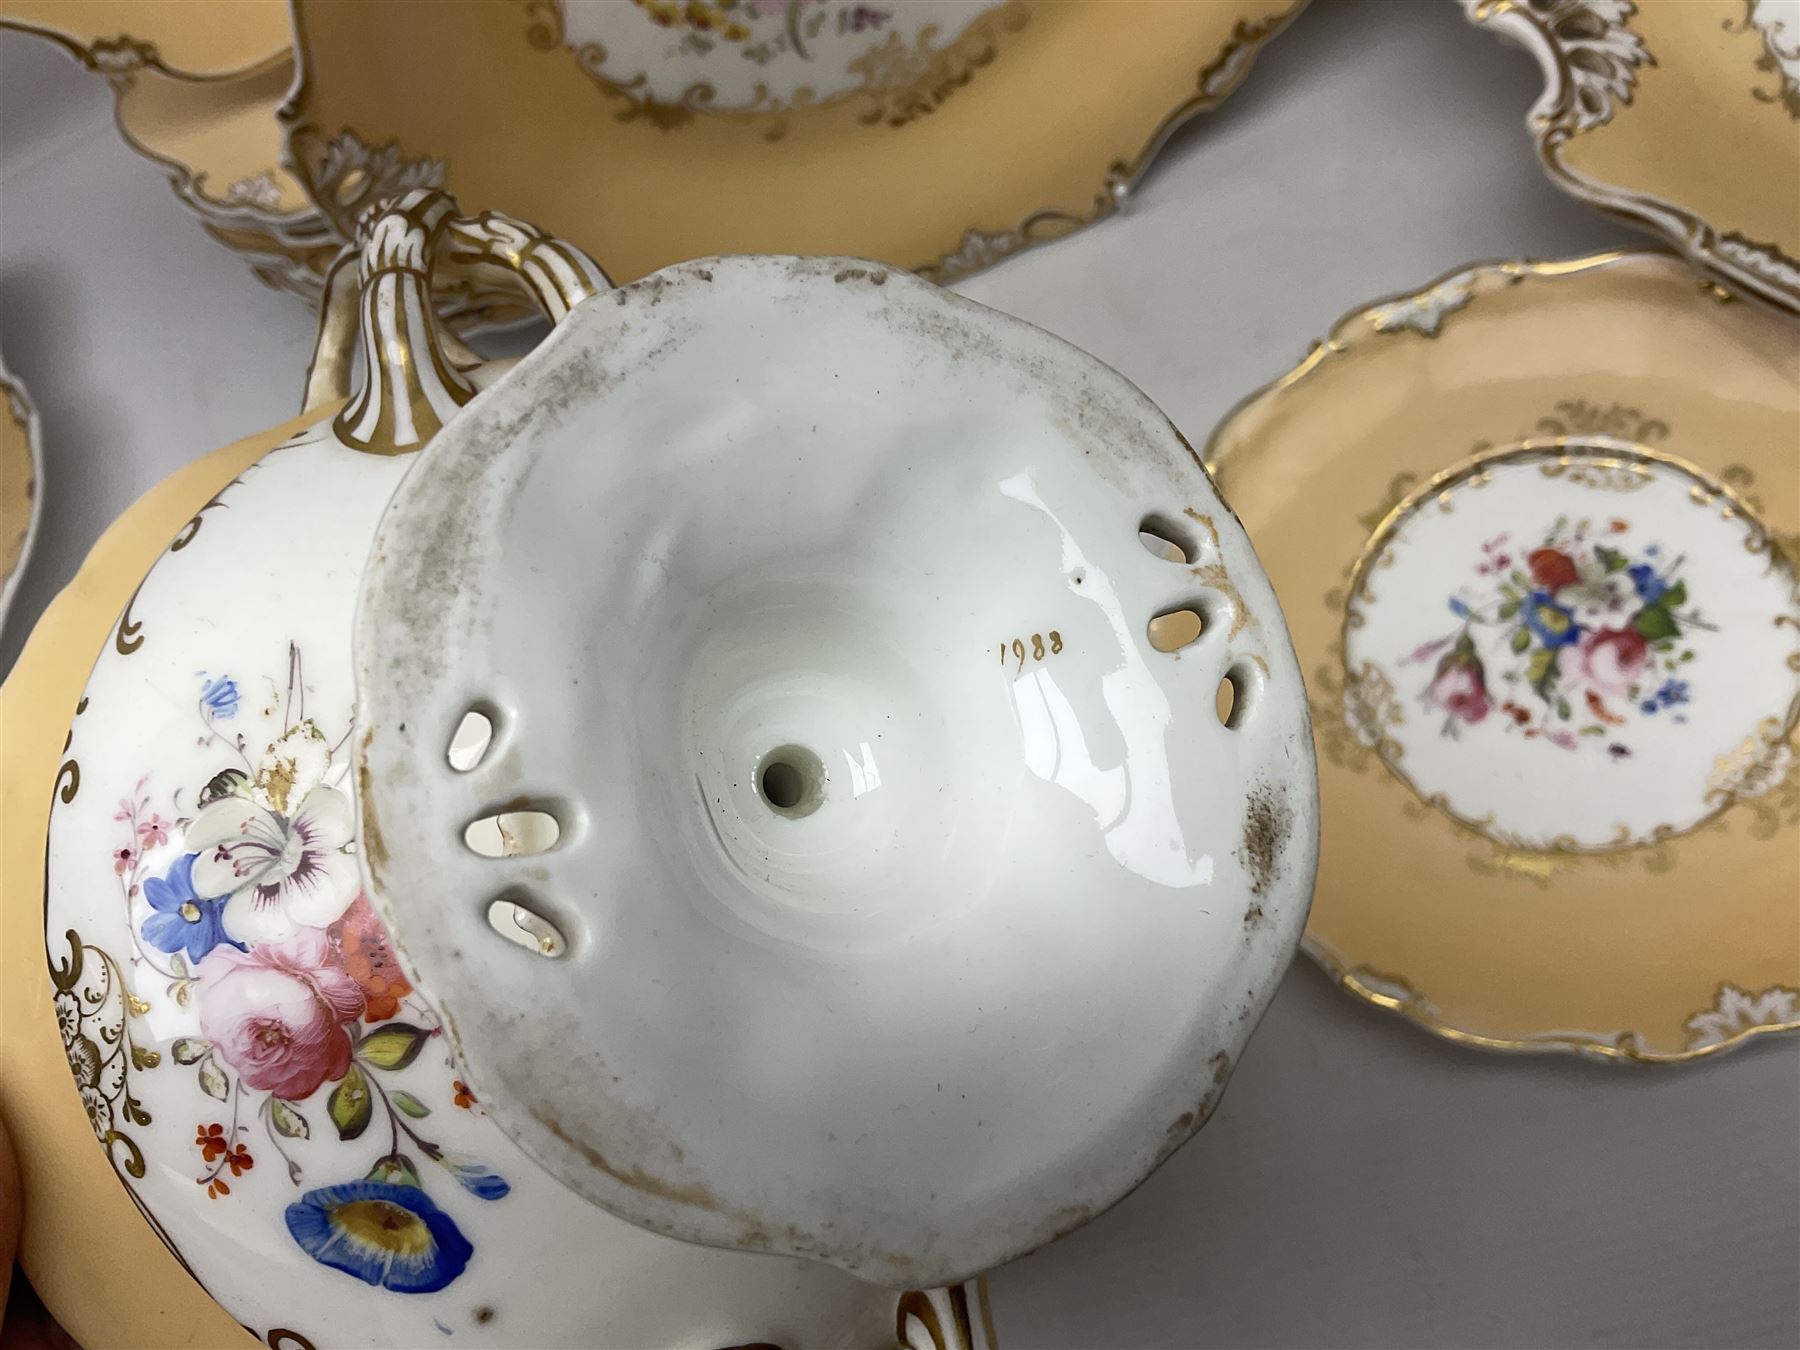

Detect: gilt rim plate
[1464,0,1800,313]
[1206,249,1800,1063]
[279,0,1308,286]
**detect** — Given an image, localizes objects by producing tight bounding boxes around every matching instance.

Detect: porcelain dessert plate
[0,6,335,304]
[355,256,1319,1286]
[0,349,42,636]
[1465,0,1800,312]
[0,10,533,322]
[1207,250,1800,1062]
[282,0,1307,285]
[0,0,289,79]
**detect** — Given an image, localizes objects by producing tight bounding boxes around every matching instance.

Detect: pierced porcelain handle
[300,189,610,454]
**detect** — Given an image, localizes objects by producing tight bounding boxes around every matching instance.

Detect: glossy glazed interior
[356,256,1319,1286]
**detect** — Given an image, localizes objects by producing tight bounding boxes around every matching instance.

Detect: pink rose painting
[196,929,364,1100]
[106,646,511,1292]
[1420,635,1490,728]
[1568,627,1650,699]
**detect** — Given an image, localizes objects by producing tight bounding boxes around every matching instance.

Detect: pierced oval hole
[1218,662,1258,730]
[1148,607,1205,653]
[1138,515,1196,565]
[485,896,567,958]
[333,166,370,207]
[463,809,560,858]
[447,708,495,772]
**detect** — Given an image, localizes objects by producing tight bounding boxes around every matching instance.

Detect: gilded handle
[301,190,611,454]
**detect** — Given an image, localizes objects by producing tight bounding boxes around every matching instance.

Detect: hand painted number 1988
[999,631,1064,671]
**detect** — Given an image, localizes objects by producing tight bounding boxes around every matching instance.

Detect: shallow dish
[0,0,289,80]
[0,7,335,303]
[1206,250,1800,1062]
[1465,0,1800,312]
[281,0,1306,285]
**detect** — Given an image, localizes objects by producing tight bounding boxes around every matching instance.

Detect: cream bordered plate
[1207,251,1800,1062]
[0,6,338,305]
[0,11,543,323]
[281,0,1307,284]
[0,349,42,635]
[0,1,289,79]
[1465,0,1800,313]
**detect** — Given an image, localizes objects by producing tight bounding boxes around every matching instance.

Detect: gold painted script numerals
[999,631,1063,671]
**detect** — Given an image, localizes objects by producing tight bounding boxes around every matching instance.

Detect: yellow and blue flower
[285,1180,473,1293]
[1524,589,1581,649]
[141,853,244,963]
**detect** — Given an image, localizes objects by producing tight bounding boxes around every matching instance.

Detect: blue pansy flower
[1656,678,1689,707]
[1627,563,1668,605]
[141,853,245,963]
[1524,589,1581,649]
[199,675,239,719]
[286,1180,473,1293]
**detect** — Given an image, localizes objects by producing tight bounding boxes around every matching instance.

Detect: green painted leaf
[1662,579,1687,609]
[168,953,188,979]
[171,1037,212,1065]
[359,1023,430,1072]
[1526,647,1557,693]
[1580,726,1605,736]
[198,768,250,807]
[329,1064,372,1141]
[1633,604,1679,641]
[1510,627,1530,653]
[1595,545,1626,573]
[1556,699,1571,720]
[270,1098,309,1140]
[197,1056,229,1100]
[367,1153,423,1189]
[392,1091,431,1119]
[1499,599,1521,621]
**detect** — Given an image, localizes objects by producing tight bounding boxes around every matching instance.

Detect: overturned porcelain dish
[1207,250,1800,1062]
[356,257,1318,1287]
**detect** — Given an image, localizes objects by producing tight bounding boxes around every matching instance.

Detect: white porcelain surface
[354,256,1319,1288]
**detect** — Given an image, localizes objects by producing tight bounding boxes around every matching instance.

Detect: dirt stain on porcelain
[1241,783,1291,899]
